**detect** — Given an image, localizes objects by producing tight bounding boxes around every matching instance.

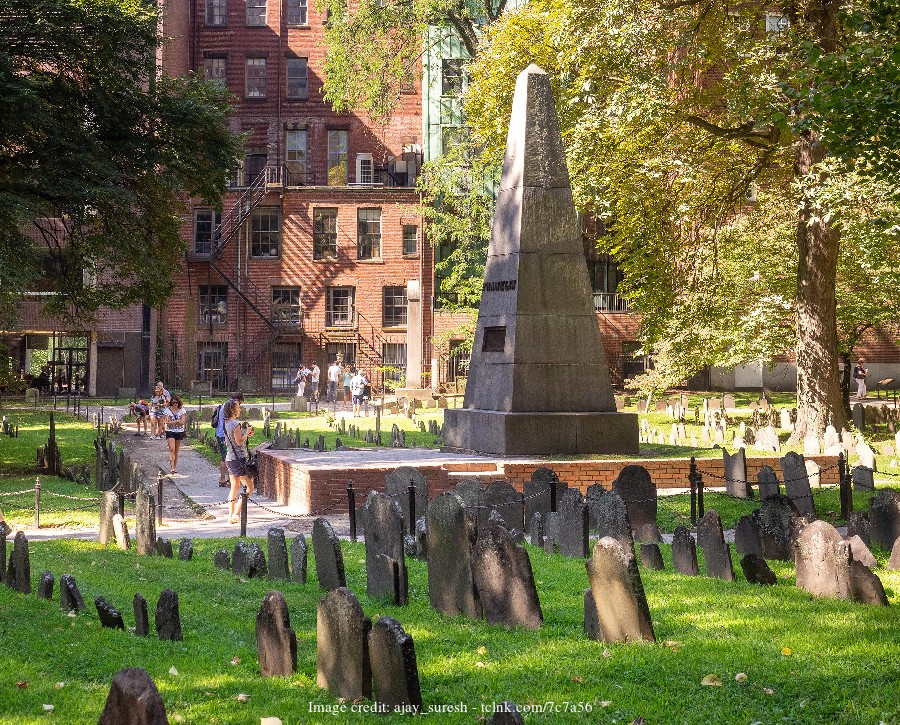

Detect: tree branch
[682,115,781,149]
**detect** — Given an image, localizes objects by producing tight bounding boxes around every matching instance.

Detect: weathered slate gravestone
[134,485,156,556]
[99,490,118,545]
[60,574,85,612]
[868,488,900,550]
[256,590,297,677]
[95,597,126,630]
[6,531,30,593]
[734,515,762,556]
[583,589,600,640]
[472,524,543,629]
[317,587,372,701]
[543,512,561,554]
[847,511,871,545]
[723,448,751,498]
[697,511,735,581]
[214,549,230,569]
[426,492,481,618]
[779,452,815,516]
[585,537,655,643]
[639,543,664,571]
[889,538,900,570]
[37,571,54,600]
[155,537,173,559]
[613,465,660,543]
[368,616,423,714]
[751,494,799,561]
[178,538,194,562]
[847,535,877,568]
[363,492,408,605]
[853,402,865,430]
[155,589,183,641]
[852,465,875,492]
[557,488,589,557]
[479,480,522,532]
[740,554,776,585]
[488,702,526,725]
[290,534,308,584]
[312,517,346,590]
[589,487,634,554]
[671,526,699,576]
[795,521,852,600]
[267,529,289,581]
[849,560,889,605]
[454,478,483,513]
[528,512,544,548]
[232,541,267,578]
[133,593,149,637]
[112,514,130,551]
[525,467,566,524]
[384,466,428,529]
[98,668,169,725]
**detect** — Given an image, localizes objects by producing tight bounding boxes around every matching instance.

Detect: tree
[0,0,242,323]
[464,0,900,436]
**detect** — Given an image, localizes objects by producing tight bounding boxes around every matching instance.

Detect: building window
[402,225,418,256]
[327,129,348,185]
[382,342,407,385]
[286,0,308,25]
[446,340,470,383]
[326,286,355,327]
[193,209,221,256]
[313,207,338,259]
[247,0,266,25]
[271,287,301,325]
[205,0,226,26]
[271,342,302,391]
[622,342,648,380]
[441,58,465,96]
[383,286,407,327]
[245,57,267,98]
[441,126,468,155]
[587,253,627,312]
[357,208,381,259]
[765,13,790,33]
[285,130,307,184]
[251,207,280,257]
[285,57,308,99]
[355,153,373,184]
[204,57,227,84]
[198,342,228,390]
[244,153,267,185]
[325,342,355,368]
[199,285,228,325]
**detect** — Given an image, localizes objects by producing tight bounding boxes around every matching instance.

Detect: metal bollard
[689,457,697,525]
[838,452,852,520]
[34,477,41,529]
[118,491,125,519]
[550,478,557,513]
[156,470,164,527]
[520,491,526,530]
[240,484,249,537]
[408,481,416,536]
[347,481,357,542]
[697,468,705,520]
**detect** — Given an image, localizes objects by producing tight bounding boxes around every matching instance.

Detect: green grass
[1,538,898,724]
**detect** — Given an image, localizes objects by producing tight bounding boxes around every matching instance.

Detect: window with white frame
[271,287,302,325]
[204,56,227,84]
[286,57,308,99]
[402,224,418,256]
[441,58,465,96]
[194,209,222,255]
[285,129,307,183]
[313,208,338,259]
[357,208,381,259]
[206,0,226,26]
[382,286,407,327]
[327,130,348,185]
[382,342,407,384]
[286,0,308,25]
[245,58,267,98]
[356,153,373,184]
[251,207,280,257]
[326,286,355,327]
[247,0,266,25]
[199,286,228,325]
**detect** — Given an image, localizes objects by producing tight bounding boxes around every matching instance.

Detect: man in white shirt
[310,363,321,403]
[327,361,341,403]
[350,369,368,417]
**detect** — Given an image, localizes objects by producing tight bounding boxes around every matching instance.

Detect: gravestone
[6,531,30,593]
[779,408,792,430]
[849,560,889,605]
[290,534,308,584]
[868,488,900,550]
[889,539,900,570]
[99,491,117,545]
[134,485,156,556]
[847,511,871,545]
[804,435,821,456]
[779,451,815,516]
[853,403,865,430]
[805,459,821,489]
[757,466,780,500]
[488,702,526,725]
[528,512,544,548]
[98,668,169,725]
[852,465,875,492]
[112,514,130,551]
[312,518,346,590]
[557,488,589,557]
[639,543,664,570]
[613,465,660,543]
[369,617,423,714]
[472,524,543,629]
[723,394,736,411]
[671,526,699,576]
[751,494,798,561]
[697,511,735,581]
[583,589,600,640]
[442,64,638,455]
[734,515,762,556]
[739,554,776,585]
[155,588,183,641]
[133,593,149,637]
[857,440,877,471]
[37,571,54,600]
[95,597,126,630]
[426,492,481,618]
[847,535,877,569]
[794,521,852,600]
[723,448,751,498]
[267,528,289,581]
[256,590,298,677]
[585,537,655,642]
[589,487,633,553]
[232,540,268,578]
[316,587,372,701]
[454,478,483,513]
[178,538,194,562]
[480,480,522,532]
[525,467,565,523]
[214,550,230,569]
[384,466,428,529]
[543,511,561,554]
[155,537,173,558]
[363,492,408,605]
[60,574,85,612]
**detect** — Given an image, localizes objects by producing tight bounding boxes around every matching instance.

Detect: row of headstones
[1,415,18,437]
[94,434,138,492]
[36,411,63,476]
[98,483,157,555]
[854,401,900,433]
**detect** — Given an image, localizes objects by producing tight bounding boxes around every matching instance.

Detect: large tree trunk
[791,131,847,440]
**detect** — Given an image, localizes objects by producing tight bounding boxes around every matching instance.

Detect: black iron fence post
[550,479,557,513]
[697,467,705,520]
[240,484,249,537]
[408,481,416,536]
[689,457,697,525]
[34,477,41,529]
[156,471,164,527]
[838,452,852,520]
[347,481,357,542]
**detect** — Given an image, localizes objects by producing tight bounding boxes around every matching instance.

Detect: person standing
[164,396,186,474]
[350,368,368,418]
[854,358,869,400]
[150,382,171,439]
[294,364,307,398]
[343,365,352,403]
[326,360,341,402]
[223,398,255,524]
[310,362,321,403]
[214,391,244,487]
[130,399,150,436]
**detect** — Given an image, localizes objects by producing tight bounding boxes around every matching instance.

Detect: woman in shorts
[130,399,150,436]
[223,398,255,524]
[150,382,171,439]
[164,395,186,474]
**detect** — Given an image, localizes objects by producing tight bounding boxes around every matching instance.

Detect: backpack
[211,405,221,429]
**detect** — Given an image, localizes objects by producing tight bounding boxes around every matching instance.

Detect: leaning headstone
[384,466,428,529]
[98,668,169,725]
[290,534,308,584]
[95,597,126,630]
[723,448,750,498]
[583,589,600,640]
[888,538,900,570]
[585,537,655,642]
[369,616,423,714]
[856,440,877,471]
[847,535,877,569]
[155,588,183,641]
[525,467,565,525]
[543,511,561,554]
[60,574,85,612]
[178,538,194,562]
[134,485,156,556]
[488,702,526,725]
[472,524,543,629]
[639,543,664,571]
[852,465,875,492]
[697,511,735,581]
[313,517,346,590]
[316,587,372,701]
[528,512,544,548]
[6,531,30,593]
[155,537,173,559]
[794,521,852,600]
[112,514,130,551]
[868,488,900,550]
[37,571,54,600]
[805,459,821,489]
[267,528,289,581]
[479,480,521,532]
[779,451,815,516]
[133,593,149,637]
[557,488,589,557]
[734,515,762,556]
[613,465,660,543]
[426,492,480,618]
[214,549,230,569]
[849,560,889,605]
[99,490,118,545]
[256,590,298,677]
[671,526,699,576]
[363,492,408,605]
[740,554,776,585]
[751,494,798,561]
[847,511,871,545]
[589,487,634,554]
[231,540,267,578]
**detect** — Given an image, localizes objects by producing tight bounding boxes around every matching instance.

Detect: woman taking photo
[223,398,255,524]
[164,395,186,474]
[150,382,171,439]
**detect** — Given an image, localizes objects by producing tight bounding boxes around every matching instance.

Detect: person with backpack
[212,391,244,487]
[223,397,255,524]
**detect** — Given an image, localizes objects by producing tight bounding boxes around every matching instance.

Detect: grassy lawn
[0,537,898,724]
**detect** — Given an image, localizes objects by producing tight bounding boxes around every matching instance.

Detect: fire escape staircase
[319,309,391,391]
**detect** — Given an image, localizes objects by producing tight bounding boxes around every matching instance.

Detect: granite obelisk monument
[443,65,639,455]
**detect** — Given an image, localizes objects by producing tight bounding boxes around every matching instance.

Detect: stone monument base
[443,409,639,456]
